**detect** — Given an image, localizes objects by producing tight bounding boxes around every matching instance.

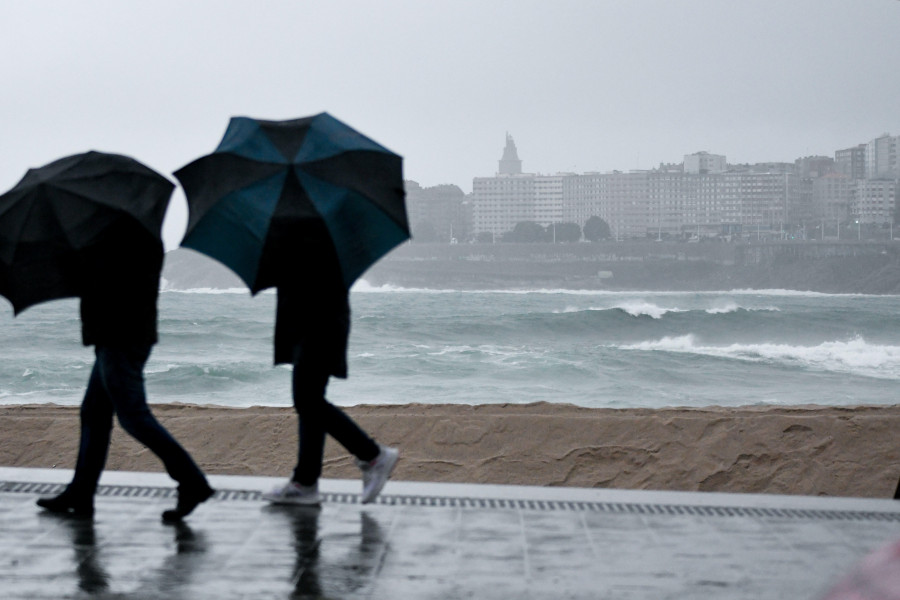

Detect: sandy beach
[1,402,898,499]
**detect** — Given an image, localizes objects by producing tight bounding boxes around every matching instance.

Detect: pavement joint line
[4,479,900,522]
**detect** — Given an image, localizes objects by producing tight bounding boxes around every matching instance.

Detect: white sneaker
[357,445,399,504]
[262,481,321,506]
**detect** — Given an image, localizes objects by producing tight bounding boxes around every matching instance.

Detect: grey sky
[1,1,898,248]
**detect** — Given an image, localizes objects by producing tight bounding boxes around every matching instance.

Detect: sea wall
[363,241,900,293]
[161,242,900,294]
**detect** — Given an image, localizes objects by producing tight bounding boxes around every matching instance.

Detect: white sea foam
[162,287,251,295]
[144,363,179,375]
[351,282,897,298]
[704,302,780,314]
[352,280,421,293]
[719,288,885,298]
[705,301,741,314]
[555,301,779,318]
[620,335,900,379]
[614,301,683,319]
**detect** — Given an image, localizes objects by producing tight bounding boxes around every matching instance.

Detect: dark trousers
[291,357,379,486]
[67,344,209,497]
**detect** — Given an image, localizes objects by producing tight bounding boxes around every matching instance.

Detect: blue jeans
[291,355,379,486]
[68,344,209,497]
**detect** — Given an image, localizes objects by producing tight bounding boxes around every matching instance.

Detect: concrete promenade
[2,467,899,599]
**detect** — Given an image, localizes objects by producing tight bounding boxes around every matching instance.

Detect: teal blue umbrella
[174,113,408,292]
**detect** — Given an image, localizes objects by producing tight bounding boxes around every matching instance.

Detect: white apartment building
[852,179,898,224]
[866,134,900,179]
[472,173,564,237]
[533,175,564,225]
[472,174,536,237]
[557,170,791,239]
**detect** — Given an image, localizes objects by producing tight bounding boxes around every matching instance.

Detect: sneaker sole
[262,494,322,506]
[361,450,399,504]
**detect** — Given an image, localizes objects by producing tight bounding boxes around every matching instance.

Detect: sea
[1,283,899,410]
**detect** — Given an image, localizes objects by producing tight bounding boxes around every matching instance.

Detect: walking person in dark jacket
[260,220,398,506]
[37,217,214,521]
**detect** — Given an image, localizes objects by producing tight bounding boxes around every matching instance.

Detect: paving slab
[1,467,899,599]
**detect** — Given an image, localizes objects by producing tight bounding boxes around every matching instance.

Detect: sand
[1,402,898,499]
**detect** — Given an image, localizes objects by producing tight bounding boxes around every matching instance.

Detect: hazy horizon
[1,1,897,249]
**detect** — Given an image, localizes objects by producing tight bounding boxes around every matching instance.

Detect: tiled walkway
[1,467,899,599]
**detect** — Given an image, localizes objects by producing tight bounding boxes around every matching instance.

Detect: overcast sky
[1,1,898,248]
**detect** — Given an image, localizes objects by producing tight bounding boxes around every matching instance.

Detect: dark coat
[79,218,162,347]
[274,281,350,376]
[260,217,350,376]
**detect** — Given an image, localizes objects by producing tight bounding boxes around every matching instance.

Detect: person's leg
[290,360,379,486]
[290,365,328,486]
[36,356,112,517]
[69,358,115,497]
[95,344,212,520]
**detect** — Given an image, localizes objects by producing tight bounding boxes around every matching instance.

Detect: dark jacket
[261,218,349,376]
[79,218,162,347]
[274,281,350,376]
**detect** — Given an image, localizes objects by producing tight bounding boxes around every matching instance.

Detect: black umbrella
[0,151,174,314]
[174,113,409,292]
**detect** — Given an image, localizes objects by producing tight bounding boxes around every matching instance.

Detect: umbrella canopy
[0,151,174,314]
[174,113,408,293]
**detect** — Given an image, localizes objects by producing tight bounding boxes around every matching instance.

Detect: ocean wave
[611,301,684,319]
[162,287,254,295]
[352,280,425,293]
[425,344,531,358]
[552,302,679,318]
[144,361,273,387]
[352,281,897,298]
[166,279,872,299]
[553,301,780,319]
[704,302,780,314]
[620,334,900,379]
[719,288,894,298]
[0,388,83,405]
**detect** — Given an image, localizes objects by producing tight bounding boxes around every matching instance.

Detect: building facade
[472,173,566,237]
[835,145,866,180]
[866,134,900,180]
[812,174,853,223]
[683,151,726,175]
[852,179,898,225]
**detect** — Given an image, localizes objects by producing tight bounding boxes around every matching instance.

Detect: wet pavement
[2,467,899,599]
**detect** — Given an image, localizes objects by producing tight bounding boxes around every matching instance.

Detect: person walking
[261,222,398,507]
[36,218,214,521]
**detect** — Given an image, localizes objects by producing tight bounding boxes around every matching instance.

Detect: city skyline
[430,129,897,187]
[407,131,899,243]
